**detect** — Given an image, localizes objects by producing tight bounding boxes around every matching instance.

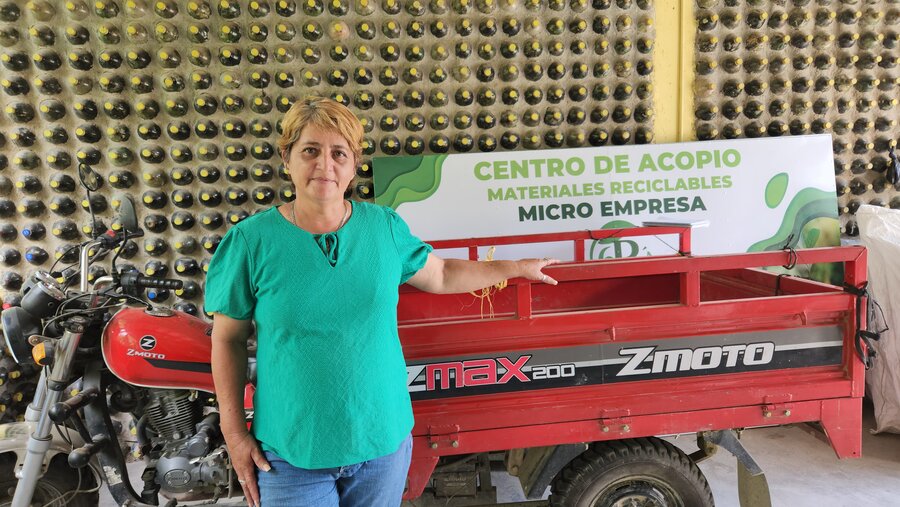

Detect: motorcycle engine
[145,390,230,495]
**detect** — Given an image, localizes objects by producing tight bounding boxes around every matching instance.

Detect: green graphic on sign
[373,154,447,209]
[589,220,649,259]
[749,184,842,284]
[765,173,789,209]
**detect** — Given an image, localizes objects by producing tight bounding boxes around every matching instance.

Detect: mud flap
[738,460,772,507]
[511,443,589,500]
[699,430,772,507]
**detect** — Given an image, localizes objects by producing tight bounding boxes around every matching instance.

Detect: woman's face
[284,127,356,204]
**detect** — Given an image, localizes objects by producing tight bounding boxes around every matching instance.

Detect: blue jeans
[257,434,413,507]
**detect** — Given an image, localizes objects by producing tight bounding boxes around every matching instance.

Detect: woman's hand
[517,257,560,285]
[225,431,271,507]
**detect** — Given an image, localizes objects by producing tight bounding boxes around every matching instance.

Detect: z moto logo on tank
[127,335,166,359]
[139,335,157,351]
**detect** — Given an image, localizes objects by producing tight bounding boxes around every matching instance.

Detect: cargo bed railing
[405,227,866,319]
[426,225,694,263]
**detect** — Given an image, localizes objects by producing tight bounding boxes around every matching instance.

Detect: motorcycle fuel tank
[102,307,216,392]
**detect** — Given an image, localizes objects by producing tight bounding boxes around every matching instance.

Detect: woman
[206,96,556,507]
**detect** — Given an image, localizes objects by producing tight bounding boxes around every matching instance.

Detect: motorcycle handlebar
[120,272,184,291]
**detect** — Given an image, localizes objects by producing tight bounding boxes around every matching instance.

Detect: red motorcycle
[1,165,251,507]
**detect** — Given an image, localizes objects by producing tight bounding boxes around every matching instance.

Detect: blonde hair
[277,96,364,164]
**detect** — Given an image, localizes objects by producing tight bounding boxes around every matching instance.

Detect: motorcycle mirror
[77,163,103,192]
[116,195,139,233]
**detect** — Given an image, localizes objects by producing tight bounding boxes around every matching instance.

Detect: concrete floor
[689,403,900,506]
[98,401,900,506]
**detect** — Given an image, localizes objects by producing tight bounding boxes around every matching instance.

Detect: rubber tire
[549,437,714,507]
[0,452,99,507]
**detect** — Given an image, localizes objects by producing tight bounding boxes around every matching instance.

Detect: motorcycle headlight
[21,272,66,319]
[2,306,41,364]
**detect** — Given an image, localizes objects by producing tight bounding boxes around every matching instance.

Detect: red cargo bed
[398,227,867,500]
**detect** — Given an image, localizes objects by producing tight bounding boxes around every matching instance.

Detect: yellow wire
[468,246,507,319]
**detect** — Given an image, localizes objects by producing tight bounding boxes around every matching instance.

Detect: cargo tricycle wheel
[549,437,714,507]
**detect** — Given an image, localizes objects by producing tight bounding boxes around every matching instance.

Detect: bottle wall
[0,0,896,322]
[690,0,899,237]
[0,0,659,323]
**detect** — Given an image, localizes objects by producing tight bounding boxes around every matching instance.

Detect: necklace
[289,200,350,232]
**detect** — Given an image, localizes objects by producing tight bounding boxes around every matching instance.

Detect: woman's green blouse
[205,202,432,469]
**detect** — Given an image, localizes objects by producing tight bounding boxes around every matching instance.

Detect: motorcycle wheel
[0,452,99,507]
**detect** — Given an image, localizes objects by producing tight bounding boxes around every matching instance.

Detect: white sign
[374,135,840,270]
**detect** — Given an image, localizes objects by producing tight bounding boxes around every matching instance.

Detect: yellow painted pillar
[654,0,695,143]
